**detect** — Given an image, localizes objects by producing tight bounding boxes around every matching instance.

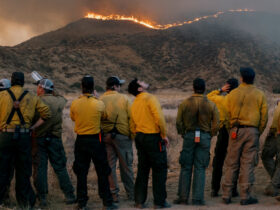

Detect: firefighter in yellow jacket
[0,72,51,208]
[207,78,239,197]
[70,76,117,210]
[222,68,268,205]
[261,101,280,199]
[100,76,134,202]
[128,78,171,209]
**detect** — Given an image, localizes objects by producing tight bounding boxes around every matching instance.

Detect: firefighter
[0,78,13,206]
[128,78,171,209]
[70,76,117,210]
[261,100,280,199]
[207,78,239,197]
[222,67,268,205]
[174,78,219,205]
[0,72,51,208]
[100,76,134,203]
[33,78,76,207]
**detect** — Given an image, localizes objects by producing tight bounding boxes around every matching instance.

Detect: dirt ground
[3,91,280,210]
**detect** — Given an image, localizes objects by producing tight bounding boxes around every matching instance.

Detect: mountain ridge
[1,13,280,93]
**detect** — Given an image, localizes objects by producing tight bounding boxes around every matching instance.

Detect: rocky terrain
[0,12,280,93]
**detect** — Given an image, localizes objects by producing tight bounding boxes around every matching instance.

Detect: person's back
[226,84,267,132]
[177,94,219,136]
[222,67,268,206]
[33,79,75,207]
[70,76,116,210]
[0,85,50,130]
[128,79,170,209]
[174,78,219,206]
[131,92,166,137]
[0,72,50,209]
[36,94,66,137]
[71,94,105,135]
[100,76,135,202]
[101,91,131,136]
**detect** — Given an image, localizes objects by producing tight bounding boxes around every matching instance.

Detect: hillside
[1,12,280,93]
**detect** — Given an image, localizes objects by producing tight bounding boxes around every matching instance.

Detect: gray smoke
[0,0,279,46]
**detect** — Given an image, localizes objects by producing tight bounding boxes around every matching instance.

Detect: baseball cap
[106,76,125,87]
[0,79,11,90]
[39,79,54,91]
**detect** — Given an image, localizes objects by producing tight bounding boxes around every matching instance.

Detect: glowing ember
[85,9,255,30]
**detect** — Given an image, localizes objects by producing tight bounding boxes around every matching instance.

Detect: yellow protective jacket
[100,91,132,137]
[207,90,229,129]
[35,94,67,138]
[269,103,280,136]
[226,83,268,133]
[130,92,167,138]
[0,86,51,129]
[176,94,219,136]
[70,94,105,135]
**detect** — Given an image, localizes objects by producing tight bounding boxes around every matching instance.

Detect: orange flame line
[85,9,255,30]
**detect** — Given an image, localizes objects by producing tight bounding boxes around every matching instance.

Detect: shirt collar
[103,90,118,96]
[192,93,204,97]
[240,83,254,87]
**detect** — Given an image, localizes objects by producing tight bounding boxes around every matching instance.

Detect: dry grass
[5,91,280,210]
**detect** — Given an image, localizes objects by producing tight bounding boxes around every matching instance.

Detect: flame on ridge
[85,9,255,30]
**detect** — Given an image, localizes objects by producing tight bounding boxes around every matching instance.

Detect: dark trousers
[73,134,113,207]
[0,132,36,208]
[261,135,280,188]
[211,126,238,193]
[134,133,168,206]
[33,137,74,198]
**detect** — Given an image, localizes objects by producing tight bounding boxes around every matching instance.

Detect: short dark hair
[11,72,24,87]
[128,78,141,96]
[82,76,94,94]
[240,67,255,84]
[193,78,205,94]
[227,78,239,92]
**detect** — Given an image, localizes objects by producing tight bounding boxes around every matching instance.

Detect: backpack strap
[6,89,29,125]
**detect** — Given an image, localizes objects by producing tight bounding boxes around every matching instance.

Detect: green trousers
[134,133,168,206]
[33,137,74,198]
[0,132,36,208]
[177,131,211,202]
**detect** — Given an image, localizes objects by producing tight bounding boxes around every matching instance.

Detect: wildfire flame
[85,9,255,30]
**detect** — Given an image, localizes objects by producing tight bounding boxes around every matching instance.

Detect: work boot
[240,197,258,205]
[264,184,279,196]
[65,193,77,204]
[192,199,205,206]
[102,202,118,210]
[173,197,188,205]
[153,201,171,209]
